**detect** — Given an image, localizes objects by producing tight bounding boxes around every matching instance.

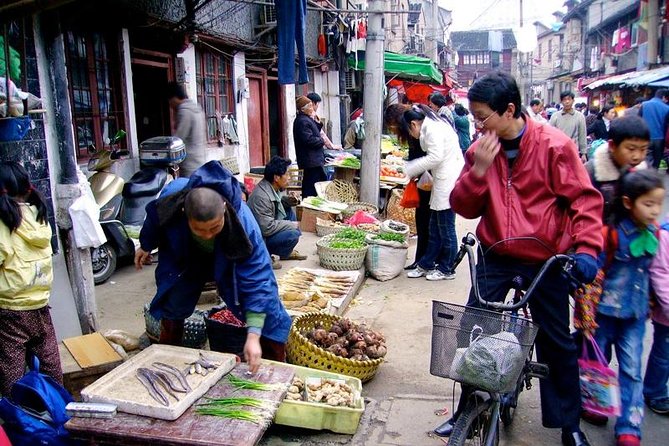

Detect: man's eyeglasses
[474,113,495,128]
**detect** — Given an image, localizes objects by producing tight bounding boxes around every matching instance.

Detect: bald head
[184,188,225,222]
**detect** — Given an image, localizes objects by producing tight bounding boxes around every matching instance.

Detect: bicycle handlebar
[454,234,578,311]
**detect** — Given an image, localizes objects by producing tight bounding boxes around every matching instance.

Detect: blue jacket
[139,161,292,343]
[598,218,655,320]
[640,97,669,140]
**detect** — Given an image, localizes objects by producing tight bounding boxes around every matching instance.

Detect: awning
[585,65,669,90]
[349,52,443,85]
[387,79,449,104]
[649,79,669,88]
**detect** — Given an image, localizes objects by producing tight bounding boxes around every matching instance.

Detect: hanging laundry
[276,0,309,85]
[219,114,239,145]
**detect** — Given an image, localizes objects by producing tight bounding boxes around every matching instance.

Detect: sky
[441,0,568,31]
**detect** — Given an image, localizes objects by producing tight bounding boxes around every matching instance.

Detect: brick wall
[0,19,57,250]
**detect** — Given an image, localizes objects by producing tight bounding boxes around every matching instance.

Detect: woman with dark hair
[587,105,616,140]
[0,162,62,395]
[453,103,472,153]
[401,104,464,281]
[384,104,430,268]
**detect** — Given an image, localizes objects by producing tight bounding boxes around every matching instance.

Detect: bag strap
[582,332,608,365]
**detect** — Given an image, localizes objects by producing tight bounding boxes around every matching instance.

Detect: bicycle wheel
[448,396,499,446]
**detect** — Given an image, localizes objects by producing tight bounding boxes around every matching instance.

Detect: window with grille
[195,49,233,142]
[64,31,125,159]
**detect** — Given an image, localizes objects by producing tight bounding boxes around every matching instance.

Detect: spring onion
[194,407,264,424]
[226,374,281,391]
[198,397,277,410]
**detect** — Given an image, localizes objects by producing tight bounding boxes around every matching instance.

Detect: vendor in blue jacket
[134,161,291,373]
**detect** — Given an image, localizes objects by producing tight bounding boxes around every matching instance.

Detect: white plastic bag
[69,194,106,249]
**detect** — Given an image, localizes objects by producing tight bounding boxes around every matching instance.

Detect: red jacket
[451,116,603,262]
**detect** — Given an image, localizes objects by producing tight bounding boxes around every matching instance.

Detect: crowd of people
[381,74,669,446]
[2,71,669,446]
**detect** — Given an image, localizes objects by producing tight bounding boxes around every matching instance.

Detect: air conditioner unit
[345,70,356,89]
[408,34,424,54]
[553,58,562,68]
[262,0,277,25]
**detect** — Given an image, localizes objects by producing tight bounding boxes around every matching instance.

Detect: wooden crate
[299,207,336,233]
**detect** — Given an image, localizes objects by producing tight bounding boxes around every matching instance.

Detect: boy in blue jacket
[135,161,291,373]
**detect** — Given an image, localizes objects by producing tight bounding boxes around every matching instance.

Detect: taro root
[313,328,328,343]
[327,332,339,343]
[349,348,364,357]
[366,345,379,359]
[353,340,366,350]
[335,337,349,347]
[330,325,343,336]
[376,345,387,358]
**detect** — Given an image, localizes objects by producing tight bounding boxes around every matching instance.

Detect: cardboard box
[299,207,335,233]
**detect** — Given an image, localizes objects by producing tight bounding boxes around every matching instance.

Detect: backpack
[0,355,74,446]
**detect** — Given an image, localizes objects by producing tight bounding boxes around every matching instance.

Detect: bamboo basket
[341,202,379,219]
[286,313,384,383]
[316,234,367,271]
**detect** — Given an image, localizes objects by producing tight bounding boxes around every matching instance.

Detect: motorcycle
[87,130,184,284]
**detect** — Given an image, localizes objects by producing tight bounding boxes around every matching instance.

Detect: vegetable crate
[272,361,365,434]
[286,313,383,383]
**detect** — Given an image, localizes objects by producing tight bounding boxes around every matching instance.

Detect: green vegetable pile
[329,239,366,249]
[340,157,361,169]
[333,228,367,241]
[195,396,278,425]
[374,232,406,243]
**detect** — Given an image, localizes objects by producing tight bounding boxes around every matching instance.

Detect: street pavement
[95,216,667,446]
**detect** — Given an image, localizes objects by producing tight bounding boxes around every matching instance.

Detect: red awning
[387,79,451,104]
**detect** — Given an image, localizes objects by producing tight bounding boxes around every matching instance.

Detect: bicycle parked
[430,234,581,446]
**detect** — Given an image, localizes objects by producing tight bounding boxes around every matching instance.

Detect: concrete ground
[95,217,667,446]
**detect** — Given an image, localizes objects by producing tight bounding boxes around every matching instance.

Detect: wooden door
[247,75,269,167]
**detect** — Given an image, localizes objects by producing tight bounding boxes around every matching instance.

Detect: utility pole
[647,0,659,66]
[430,0,440,61]
[359,0,384,205]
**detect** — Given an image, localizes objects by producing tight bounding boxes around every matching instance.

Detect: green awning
[348,52,443,85]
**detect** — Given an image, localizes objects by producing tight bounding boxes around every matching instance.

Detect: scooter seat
[123,168,168,198]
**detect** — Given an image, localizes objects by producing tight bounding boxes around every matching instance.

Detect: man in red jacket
[436,72,603,446]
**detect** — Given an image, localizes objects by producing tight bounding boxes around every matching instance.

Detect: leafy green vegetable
[334,228,367,241]
[329,239,366,249]
[375,232,406,243]
[340,157,361,169]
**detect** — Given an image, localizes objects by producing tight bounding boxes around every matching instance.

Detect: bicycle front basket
[430,301,540,393]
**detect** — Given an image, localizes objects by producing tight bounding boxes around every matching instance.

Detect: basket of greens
[316,228,369,271]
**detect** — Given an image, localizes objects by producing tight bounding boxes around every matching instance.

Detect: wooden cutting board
[62,332,123,369]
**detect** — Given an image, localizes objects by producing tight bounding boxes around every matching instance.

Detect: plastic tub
[272,362,365,434]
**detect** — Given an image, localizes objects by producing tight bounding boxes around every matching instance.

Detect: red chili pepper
[210,309,245,327]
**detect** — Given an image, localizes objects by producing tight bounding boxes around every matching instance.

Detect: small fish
[195,363,203,375]
[136,368,169,406]
[152,369,188,393]
[152,362,192,392]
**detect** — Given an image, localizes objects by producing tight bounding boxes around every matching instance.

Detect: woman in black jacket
[587,105,616,141]
[293,95,326,198]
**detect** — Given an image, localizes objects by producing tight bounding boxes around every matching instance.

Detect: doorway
[131,49,173,144]
[246,72,271,168]
[267,77,286,159]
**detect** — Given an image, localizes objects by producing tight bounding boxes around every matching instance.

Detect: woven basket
[316,234,367,271]
[325,180,358,203]
[286,313,384,382]
[341,202,379,219]
[315,222,348,237]
[386,189,416,234]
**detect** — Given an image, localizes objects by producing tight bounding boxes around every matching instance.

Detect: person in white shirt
[527,99,547,123]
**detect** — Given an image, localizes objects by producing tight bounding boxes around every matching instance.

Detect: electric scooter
[88,131,183,284]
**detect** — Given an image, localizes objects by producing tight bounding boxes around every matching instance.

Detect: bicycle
[430,234,577,446]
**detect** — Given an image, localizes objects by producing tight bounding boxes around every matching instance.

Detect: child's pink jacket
[650,226,669,327]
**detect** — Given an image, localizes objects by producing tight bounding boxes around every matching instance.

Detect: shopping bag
[68,194,107,248]
[578,333,621,417]
[416,171,433,191]
[573,269,605,333]
[399,180,419,208]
